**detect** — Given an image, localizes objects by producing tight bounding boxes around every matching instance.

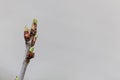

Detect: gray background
[0,0,120,80]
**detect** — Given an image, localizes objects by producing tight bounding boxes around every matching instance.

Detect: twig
[15,19,38,80]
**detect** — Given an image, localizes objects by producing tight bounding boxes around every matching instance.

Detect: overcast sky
[0,0,120,80]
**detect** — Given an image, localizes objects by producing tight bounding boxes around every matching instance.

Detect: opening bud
[29,47,34,53]
[33,19,38,24]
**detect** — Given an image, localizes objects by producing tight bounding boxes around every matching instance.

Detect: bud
[30,25,37,37]
[15,76,19,80]
[29,46,34,53]
[24,26,29,31]
[24,26,30,42]
[26,47,35,59]
[33,18,38,24]
[30,19,37,37]
[32,19,37,30]
[31,34,38,47]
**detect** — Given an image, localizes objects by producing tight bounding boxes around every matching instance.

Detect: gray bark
[19,44,30,80]
[19,60,28,80]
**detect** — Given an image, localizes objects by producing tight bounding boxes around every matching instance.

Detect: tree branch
[15,19,38,80]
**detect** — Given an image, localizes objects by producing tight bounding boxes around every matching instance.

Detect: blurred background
[0,0,120,80]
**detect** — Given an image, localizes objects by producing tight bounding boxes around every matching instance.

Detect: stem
[19,44,30,80]
[19,60,29,80]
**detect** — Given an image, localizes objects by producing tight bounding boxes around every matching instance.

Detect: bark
[19,44,30,80]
